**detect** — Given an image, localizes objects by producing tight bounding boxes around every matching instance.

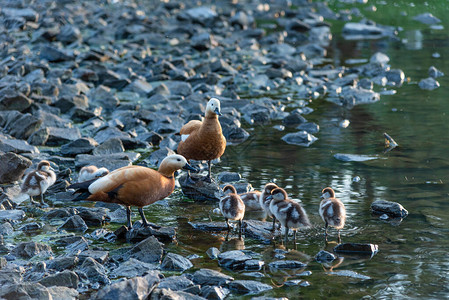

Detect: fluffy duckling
[68,154,196,229]
[78,165,109,183]
[177,98,226,182]
[319,187,346,243]
[259,183,279,231]
[219,185,245,236]
[239,190,262,211]
[21,160,56,208]
[268,188,311,242]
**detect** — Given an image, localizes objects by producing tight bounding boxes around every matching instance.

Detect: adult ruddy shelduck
[319,187,346,243]
[259,183,279,231]
[219,184,245,236]
[177,97,226,182]
[21,160,56,208]
[68,154,196,229]
[78,165,109,182]
[268,187,311,242]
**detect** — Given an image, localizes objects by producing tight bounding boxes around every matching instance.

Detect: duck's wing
[180,120,202,141]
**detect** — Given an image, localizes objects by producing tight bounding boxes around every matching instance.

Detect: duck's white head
[206,98,222,117]
[159,154,197,175]
[270,187,288,201]
[321,187,335,199]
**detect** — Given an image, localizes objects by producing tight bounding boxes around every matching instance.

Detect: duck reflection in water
[220,236,245,252]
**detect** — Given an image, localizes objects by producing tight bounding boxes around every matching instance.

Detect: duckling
[239,190,262,211]
[319,187,346,243]
[259,183,279,231]
[268,188,311,242]
[68,154,196,229]
[21,160,56,208]
[78,165,109,183]
[177,98,226,182]
[219,184,245,236]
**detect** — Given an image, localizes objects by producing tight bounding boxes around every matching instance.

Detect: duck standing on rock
[319,187,346,243]
[268,188,311,243]
[177,98,226,182]
[78,165,109,182]
[219,184,245,236]
[259,183,279,231]
[68,154,196,229]
[21,160,56,208]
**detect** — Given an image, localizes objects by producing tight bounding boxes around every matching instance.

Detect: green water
[6,0,449,299]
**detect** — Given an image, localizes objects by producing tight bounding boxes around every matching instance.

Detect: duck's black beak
[183,163,198,172]
[214,107,222,116]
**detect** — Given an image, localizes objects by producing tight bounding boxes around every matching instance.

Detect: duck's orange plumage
[68,154,195,229]
[177,98,226,181]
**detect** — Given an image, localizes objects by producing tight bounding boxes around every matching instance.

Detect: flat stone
[0,152,31,183]
[418,77,440,90]
[38,270,79,289]
[371,200,408,218]
[201,286,230,300]
[110,258,158,278]
[47,286,79,300]
[315,250,336,263]
[76,207,109,226]
[58,215,88,232]
[334,243,379,255]
[281,131,318,147]
[0,111,42,140]
[334,153,381,162]
[0,282,51,300]
[328,270,371,280]
[78,257,109,284]
[158,275,195,291]
[243,220,279,244]
[0,92,33,112]
[92,138,125,155]
[0,210,25,222]
[0,134,39,154]
[179,173,221,201]
[46,256,79,271]
[218,250,253,270]
[188,221,229,232]
[150,288,206,300]
[192,269,234,286]
[11,242,53,259]
[124,236,164,264]
[60,138,98,156]
[161,253,193,272]
[413,13,441,25]
[125,221,176,243]
[268,260,306,269]
[217,172,241,183]
[75,153,133,171]
[228,280,273,295]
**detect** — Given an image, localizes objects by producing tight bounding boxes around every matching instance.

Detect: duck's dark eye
[177,158,181,161]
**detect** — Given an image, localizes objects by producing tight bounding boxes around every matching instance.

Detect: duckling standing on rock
[78,165,109,182]
[21,160,56,208]
[239,190,262,211]
[68,154,196,229]
[268,188,311,243]
[219,185,245,237]
[177,98,226,182]
[259,183,279,231]
[319,187,346,243]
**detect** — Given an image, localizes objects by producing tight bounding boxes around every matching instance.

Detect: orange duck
[177,97,226,182]
[68,154,196,229]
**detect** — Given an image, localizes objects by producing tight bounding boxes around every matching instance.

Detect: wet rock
[39,270,79,289]
[58,215,89,232]
[0,92,33,112]
[0,282,51,300]
[76,207,109,226]
[125,221,176,243]
[0,111,42,140]
[56,236,89,256]
[86,228,116,242]
[282,131,318,147]
[93,272,160,300]
[0,152,32,183]
[124,236,164,264]
[284,279,310,287]
[40,45,75,62]
[189,221,229,232]
[0,209,25,222]
[18,222,43,232]
[158,275,195,291]
[78,250,109,264]
[222,125,250,145]
[334,243,379,255]
[110,258,158,278]
[242,220,278,244]
[268,260,306,269]
[179,173,221,201]
[217,172,241,183]
[44,208,76,220]
[218,250,253,270]
[192,269,234,286]
[46,256,79,271]
[340,86,380,105]
[57,24,82,44]
[185,7,217,25]
[315,250,336,263]
[428,66,444,78]
[30,127,82,146]
[150,288,205,300]
[228,280,272,295]
[297,122,319,134]
[2,7,39,22]
[191,32,217,51]
[244,260,265,271]
[413,13,441,25]
[334,153,380,162]
[75,153,133,171]
[328,270,371,280]
[0,134,39,154]
[282,109,307,127]
[0,223,14,235]
[78,257,109,284]
[93,138,125,155]
[342,22,387,38]
[161,253,193,271]
[60,138,98,156]
[11,242,53,259]
[418,77,440,90]
[47,286,79,300]
[201,286,230,300]
[385,69,405,86]
[370,52,390,65]
[371,200,408,218]
[206,247,220,259]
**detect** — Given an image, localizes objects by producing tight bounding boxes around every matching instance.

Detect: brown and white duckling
[78,165,109,183]
[239,190,262,211]
[177,97,226,182]
[259,183,279,231]
[21,160,56,208]
[319,187,346,243]
[219,185,245,236]
[268,188,311,242]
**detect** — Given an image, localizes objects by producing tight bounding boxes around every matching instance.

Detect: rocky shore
[0,0,437,299]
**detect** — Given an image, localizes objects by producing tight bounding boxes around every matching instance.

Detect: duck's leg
[204,160,213,183]
[293,229,297,242]
[271,217,277,231]
[324,222,329,242]
[30,196,40,205]
[284,227,289,244]
[126,206,133,229]
[337,229,341,244]
[225,218,230,231]
[39,194,49,208]
[138,207,161,229]
[238,219,243,237]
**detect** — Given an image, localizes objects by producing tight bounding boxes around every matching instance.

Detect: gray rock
[93,138,125,155]
[0,152,32,183]
[334,243,379,255]
[125,236,164,264]
[2,7,39,21]
[0,282,51,300]
[328,270,371,280]
[39,270,79,289]
[334,153,380,162]
[75,153,133,171]
[385,69,405,86]
[78,257,109,284]
[0,134,39,154]
[340,86,380,105]
[201,286,230,300]
[125,221,176,243]
[93,272,160,300]
[217,172,241,183]
[297,122,319,134]
[370,52,390,65]
[58,215,88,232]
[342,22,386,38]
[158,275,195,291]
[418,77,440,90]
[60,138,98,156]
[110,258,158,278]
[222,125,250,145]
[47,286,79,300]
[371,200,408,218]
[179,173,221,201]
[243,220,279,244]
[40,45,75,62]
[86,228,116,242]
[268,260,306,269]
[57,25,82,44]
[189,221,229,232]
[185,7,217,25]
[218,250,253,270]
[206,247,220,259]
[315,250,336,263]
[161,253,193,271]
[30,127,82,146]
[413,13,441,25]
[78,250,109,264]
[192,32,217,51]
[228,280,273,295]
[281,131,318,147]
[46,256,79,271]
[428,66,444,78]
[192,269,234,286]
[0,209,25,222]
[76,207,109,226]
[284,279,310,287]
[44,208,76,219]
[56,237,89,255]
[18,222,43,232]
[0,111,42,140]
[0,222,14,235]
[0,92,33,112]
[94,127,131,144]
[150,288,206,300]
[11,242,53,259]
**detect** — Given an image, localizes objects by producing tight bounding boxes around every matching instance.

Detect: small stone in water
[353,176,361,182]
[339,119,350,128]
[379,214,389,220]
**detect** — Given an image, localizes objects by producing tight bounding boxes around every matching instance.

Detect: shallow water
[5,0,449,298]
